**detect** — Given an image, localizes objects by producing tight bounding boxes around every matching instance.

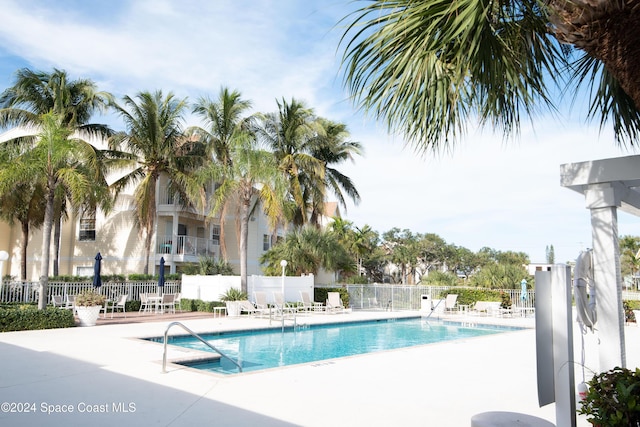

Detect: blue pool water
[156,318,521,374]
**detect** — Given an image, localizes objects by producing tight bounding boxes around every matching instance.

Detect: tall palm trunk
[219,202,228,261]
[52,215,61,277]
[143,177,158,276]
[38,178,55,310]
[20,221,29,281]
[239,197,250,294]
[549,0,640,108]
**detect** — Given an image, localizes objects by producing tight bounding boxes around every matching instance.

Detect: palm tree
[0,113,112,309]
[308,118,362,224]
[0,68,114,276]
[110,90,206,275]
[260,225,355,276]
[339,0,640,151]
[190,87,254,261]
[254,98,324,226]
[255,99,362,227]
[0,150,46,280]
[198,131,286,293]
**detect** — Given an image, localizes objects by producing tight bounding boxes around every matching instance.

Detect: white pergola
[560,155,640,370]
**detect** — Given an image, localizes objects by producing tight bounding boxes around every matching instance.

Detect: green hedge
[178,298,225,313]
[441,288,512,308]
[0,304,75,332]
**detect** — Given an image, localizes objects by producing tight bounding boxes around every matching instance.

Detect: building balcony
[156,235,219,262]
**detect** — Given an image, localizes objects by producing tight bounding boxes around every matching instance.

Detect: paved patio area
[0,310,638,426]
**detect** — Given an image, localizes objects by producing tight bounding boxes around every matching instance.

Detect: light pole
[280,260,288,297]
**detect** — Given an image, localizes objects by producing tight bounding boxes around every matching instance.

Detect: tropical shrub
[75,290,107,307]
[421,271,460,287]
[220,288,248,301]
[578,367,640,426]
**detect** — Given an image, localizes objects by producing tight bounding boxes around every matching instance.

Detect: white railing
[0,281,181,304]
[156,235,219,258]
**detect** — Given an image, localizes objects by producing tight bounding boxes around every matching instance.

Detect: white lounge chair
[238,300,259,316]
[444,294,458,314]
[254,291,271,317]
[299,291,323,313]
[471,301,501,316]
[273,292,295,317]
[326,292,345,313]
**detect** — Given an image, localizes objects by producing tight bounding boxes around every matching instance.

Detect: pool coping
[152,315,531,376]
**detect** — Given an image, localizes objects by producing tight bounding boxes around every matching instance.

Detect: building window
[212,225,220,245]
[79,211,96,241]
[263,234,270,251]
[76,266,93,277]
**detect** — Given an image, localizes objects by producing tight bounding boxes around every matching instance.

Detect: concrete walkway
[0,310,638,426]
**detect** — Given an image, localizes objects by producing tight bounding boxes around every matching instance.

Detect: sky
[1,0,639,264]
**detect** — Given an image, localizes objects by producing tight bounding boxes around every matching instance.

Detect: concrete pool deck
[0,310,638,426]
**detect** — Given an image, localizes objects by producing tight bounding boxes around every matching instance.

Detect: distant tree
[448,246,479,280]
[620,235,640,288]
[546,244,555,264]
[470,263,528,289]
[382,228,420,284]
[496,250,530,266]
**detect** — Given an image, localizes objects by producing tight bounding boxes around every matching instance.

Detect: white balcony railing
[157,235,219,258]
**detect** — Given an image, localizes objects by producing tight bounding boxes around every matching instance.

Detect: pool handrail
[162,321,242,373]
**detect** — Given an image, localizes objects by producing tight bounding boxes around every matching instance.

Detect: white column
[585,184,626,370]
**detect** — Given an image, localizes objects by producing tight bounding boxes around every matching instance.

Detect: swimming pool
[156,318,522,374]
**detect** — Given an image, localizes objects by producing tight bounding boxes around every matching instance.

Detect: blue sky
[1,0,639,264]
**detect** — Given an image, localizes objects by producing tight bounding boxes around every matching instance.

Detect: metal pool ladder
[162,321,242,373]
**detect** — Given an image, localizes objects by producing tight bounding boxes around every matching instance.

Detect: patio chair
[65,295,76,313]
[110,294,128,318]
[51,294,65,308]
[159,293,176,314]
[174,293,182,312]
[444,294,458,314]
[139,293,151,313]
[326,292,345,313]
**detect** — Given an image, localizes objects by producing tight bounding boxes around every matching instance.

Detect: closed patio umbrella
[158,257,166,293]
[520,279,528,302]
[93,252,102,288]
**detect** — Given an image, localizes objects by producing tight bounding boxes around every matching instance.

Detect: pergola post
[585,184,626,370]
